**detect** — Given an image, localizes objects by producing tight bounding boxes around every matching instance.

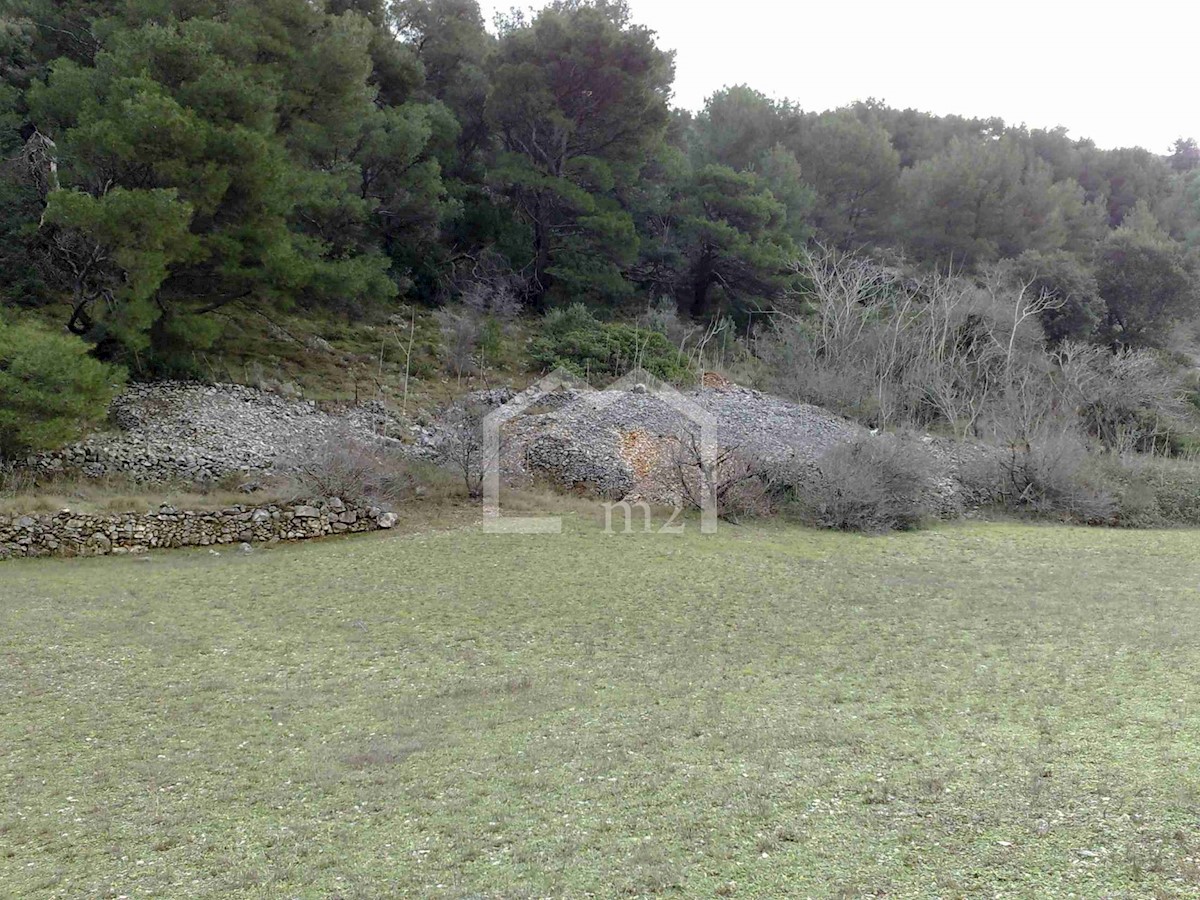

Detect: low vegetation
[0,315,123,459]
[0,469,283,517]
[530,304,694,382]
[283,438,435,510]
[794,436,934,533]
[4,515,1200,897]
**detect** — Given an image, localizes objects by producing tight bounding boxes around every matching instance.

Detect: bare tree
[773,247,1075,440]
[436,402,487,498]
[669,429,778,522]
[16,131,61,204]
[782,243,898,359]
[285,438,416,509]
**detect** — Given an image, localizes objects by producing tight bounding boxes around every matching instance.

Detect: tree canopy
[0,0,1195,373]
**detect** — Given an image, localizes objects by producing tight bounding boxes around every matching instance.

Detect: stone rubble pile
[500,382,868,498]
[496,381,988,512]
[25,382,420,483]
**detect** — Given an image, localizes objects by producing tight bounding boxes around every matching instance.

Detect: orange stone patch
[618,429,667,479]
[700,371,733,390]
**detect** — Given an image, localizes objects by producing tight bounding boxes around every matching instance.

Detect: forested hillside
[1,1,1198,446]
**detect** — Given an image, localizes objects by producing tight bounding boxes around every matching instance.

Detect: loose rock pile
[0,498,399,560]
[25,382,418,484]
[501,381,868,499]
[699,385,864,465]
[493,380,995,513]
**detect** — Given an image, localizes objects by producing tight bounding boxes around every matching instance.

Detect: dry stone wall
[0,498,399,561]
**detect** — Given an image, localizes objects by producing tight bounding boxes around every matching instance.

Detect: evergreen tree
[792,111,899,249]
[1096,203,1196,347]
[0,314,124,459]
[18,1,410,366]
[485,0,673,308]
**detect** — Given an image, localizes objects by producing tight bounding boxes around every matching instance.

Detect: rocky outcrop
[0,498,399,561]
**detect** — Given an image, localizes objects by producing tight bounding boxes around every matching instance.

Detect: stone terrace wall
[0,498,399,561]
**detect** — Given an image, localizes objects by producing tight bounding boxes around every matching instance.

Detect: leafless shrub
[1055,341,1185,454]
[685,315,748,379]
[285,439,418,509]
[646,296,700,351]
[461,279,522,320]
[669,431,781,522]
[959,428,1117,524]
[456,248,526,319]
[434,308,483,377]
[980,360,1066,446]
[792,436,933,533]
[769,246,1065,439]
[0,464,36,496]
[762,329,884,424]
[1110,454,1200,526]
[436,401,487,498]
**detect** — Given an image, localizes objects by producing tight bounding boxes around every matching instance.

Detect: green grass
[4,516,1200,898]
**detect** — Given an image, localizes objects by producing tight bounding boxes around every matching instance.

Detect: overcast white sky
[480,0,1197,152]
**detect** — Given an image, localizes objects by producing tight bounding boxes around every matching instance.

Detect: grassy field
[3,515,1200,898]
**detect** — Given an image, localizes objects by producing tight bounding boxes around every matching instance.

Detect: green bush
[0,316,125,460]
[543,303,600,336]
[531,304,692,382]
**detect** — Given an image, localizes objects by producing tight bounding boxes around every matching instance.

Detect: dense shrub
[1055,342,1188,454]
[1086,455,1200,528]
[954,431,1200,528]
[1134,459,1200,526]
[764,251,1197,458]
[530,303,692,382]
[0,317,124,460]
[959,432,1118,524]
[285,439,422,510]
[763,252,1055,436]
[792,437,933,533]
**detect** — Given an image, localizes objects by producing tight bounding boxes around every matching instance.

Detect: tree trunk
[529,198,553,312]
[690,253,715,318]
